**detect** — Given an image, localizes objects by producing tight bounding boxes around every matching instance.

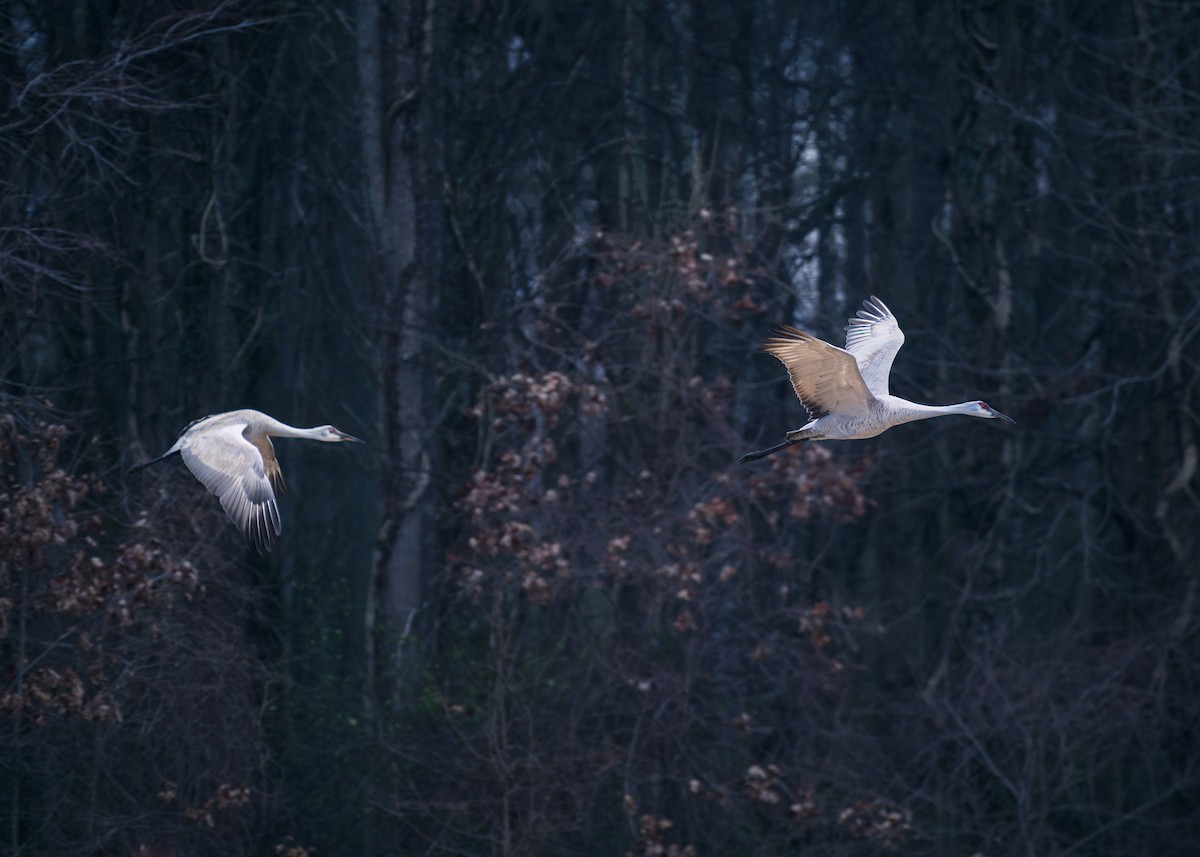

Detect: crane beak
[335,430,364,443]
[989,408,1016,425]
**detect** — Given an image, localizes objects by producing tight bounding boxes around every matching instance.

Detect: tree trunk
[359,0,442,699]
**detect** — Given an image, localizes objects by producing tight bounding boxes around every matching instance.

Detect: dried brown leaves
[745,442,872,525]
[624,794,696,857]
[458,371,606,603]
[0,404,200,729]
[183,783,252,828]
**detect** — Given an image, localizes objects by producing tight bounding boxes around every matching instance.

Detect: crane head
[320,425,364,443]
[973,401,1015,424]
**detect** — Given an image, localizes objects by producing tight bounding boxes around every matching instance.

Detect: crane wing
[179,423,281,554]
[762,326,874,419]
[844,295,905,398]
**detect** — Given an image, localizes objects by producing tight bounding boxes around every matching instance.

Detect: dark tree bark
[687,0,747,210]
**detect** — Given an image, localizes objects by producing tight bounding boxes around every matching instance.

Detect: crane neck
[885,398,978,422]
[272,424,332,440]
[249,413,327,440]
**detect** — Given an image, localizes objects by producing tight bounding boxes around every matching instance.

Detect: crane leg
[127,450,179,475]
[738,438,803,463]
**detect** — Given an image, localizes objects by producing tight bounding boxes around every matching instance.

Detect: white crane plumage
[740,296,1014,462]
[130,409,362,553]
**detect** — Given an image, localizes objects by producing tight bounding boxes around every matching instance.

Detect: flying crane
[130,409,362,553]
[740,296,1014,462]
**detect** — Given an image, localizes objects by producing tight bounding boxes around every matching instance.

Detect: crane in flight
[740,296,1014,463]
[130,409,363,553]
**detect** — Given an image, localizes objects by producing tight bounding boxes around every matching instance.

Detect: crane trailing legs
[130,409,363,553]
[740,296,1014,463]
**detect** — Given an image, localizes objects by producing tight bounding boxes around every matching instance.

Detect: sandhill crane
[740,296,1014,462]
[130,409,362,553]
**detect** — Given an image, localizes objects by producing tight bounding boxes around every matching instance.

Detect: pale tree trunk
[358,0,442,700]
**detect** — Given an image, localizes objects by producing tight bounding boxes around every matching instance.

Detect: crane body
[740,297,1013,462]
[130,408,362,553]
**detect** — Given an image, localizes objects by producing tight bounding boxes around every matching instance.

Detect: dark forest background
[3,1,1200,854]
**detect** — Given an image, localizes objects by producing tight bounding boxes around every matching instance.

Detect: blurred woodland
[3,0,1200,854]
